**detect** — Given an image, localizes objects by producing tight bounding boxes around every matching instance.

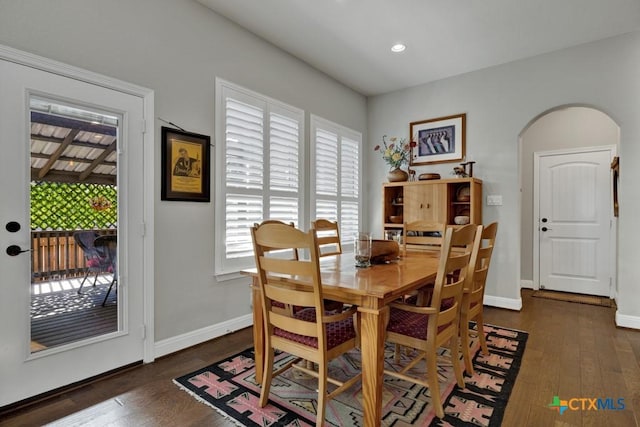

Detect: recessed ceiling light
[391,43,406,53]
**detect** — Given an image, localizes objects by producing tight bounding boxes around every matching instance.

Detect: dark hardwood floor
[2,289,639,426]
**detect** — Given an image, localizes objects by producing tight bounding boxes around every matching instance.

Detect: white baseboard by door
[483,295,522,311]
[616,312,640,330]
[154,314,253,358]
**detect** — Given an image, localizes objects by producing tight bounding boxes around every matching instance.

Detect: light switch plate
[487,195,503,206]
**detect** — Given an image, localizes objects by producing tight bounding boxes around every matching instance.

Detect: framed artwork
[410,113,466,166]
[161,126,211,202]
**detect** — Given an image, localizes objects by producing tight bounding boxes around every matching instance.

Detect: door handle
[6,245,31,256]
[541,227,552,232]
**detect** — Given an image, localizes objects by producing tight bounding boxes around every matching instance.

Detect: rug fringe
[172,379,247,427]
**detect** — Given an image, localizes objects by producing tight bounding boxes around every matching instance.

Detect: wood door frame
[0,44,156,363]
[532,145,617,297]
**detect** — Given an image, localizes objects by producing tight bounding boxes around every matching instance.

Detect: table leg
[358,305,388,427]
[251,279,264,384]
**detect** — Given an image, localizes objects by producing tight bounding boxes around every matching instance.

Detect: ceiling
[198,0,640,96]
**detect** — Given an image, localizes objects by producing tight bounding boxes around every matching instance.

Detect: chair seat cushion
[274,308,356,350]
[271,300,286,309]
[323,299,344,312]
[387,307,451,340]
[441,297,454,310]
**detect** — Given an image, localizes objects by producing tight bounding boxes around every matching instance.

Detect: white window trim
[214,79,305,277]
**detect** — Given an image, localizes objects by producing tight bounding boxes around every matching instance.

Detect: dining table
[242,251,440,427]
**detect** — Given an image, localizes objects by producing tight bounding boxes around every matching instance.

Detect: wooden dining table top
[242,251,440,307]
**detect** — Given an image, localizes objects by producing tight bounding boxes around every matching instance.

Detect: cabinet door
[404,183,447,223]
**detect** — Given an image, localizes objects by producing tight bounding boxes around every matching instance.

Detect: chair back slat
[264,282,316,308]
[260,257,313,277]
[254,220,300,260]
[403,221,445,255]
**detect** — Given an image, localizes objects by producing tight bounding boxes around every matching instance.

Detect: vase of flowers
[374,135,415,182]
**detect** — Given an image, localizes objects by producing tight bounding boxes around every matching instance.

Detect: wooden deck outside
[31,229,116,283]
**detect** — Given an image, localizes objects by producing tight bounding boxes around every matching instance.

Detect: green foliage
[30,182,117,230]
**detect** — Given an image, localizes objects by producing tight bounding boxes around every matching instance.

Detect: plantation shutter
[269,112,299,225]
[224,97,264,260]
[216,81,303,274]
[311,115,361,246]
[340,136,360,243]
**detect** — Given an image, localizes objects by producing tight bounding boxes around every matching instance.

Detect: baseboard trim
[615,312,640,330]
[155,314,253,358]
[484,295,522,311]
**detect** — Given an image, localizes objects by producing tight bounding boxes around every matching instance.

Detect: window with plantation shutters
[216,80,303,275]
[311,115,362,247]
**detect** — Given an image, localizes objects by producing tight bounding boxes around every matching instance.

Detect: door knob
[541,218,548,223]
[6,245,30,256]
[541,227,552,232]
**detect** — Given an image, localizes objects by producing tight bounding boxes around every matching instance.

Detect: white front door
[0,58,147,406]
[535,148,614,296]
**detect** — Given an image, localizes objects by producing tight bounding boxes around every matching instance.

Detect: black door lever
[6,245,30,256]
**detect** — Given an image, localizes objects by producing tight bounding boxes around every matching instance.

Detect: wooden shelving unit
[382,177,483,236]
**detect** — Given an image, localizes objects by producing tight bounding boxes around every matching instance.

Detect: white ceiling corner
[197,0,640,96]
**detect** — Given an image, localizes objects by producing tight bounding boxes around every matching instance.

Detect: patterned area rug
[174,324,527,426]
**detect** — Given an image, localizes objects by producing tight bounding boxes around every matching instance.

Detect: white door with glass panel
[0,57,146,406]
[535,148,614,296]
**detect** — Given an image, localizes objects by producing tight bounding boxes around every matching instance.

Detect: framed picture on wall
[410,113,466,165]
[161,126,211,202]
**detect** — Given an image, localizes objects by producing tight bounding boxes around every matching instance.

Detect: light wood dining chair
[311,218,346,313]
[384,224,481,419]
[312,218,342,257]
[460,222,498,375]
[251,222,361,427]
[400,221,447,306]
[254,220,299,316]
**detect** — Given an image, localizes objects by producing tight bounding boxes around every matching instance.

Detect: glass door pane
[29,96,119,353]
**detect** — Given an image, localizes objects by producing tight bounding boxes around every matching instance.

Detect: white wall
[367,32,640,321]
[0,0,367,341]
[520,107,619,282]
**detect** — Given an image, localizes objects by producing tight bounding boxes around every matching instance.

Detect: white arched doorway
[519,105,619,296]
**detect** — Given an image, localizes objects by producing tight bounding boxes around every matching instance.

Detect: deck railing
[31,229,117,283]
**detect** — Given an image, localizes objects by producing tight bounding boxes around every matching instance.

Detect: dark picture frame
[161,126,211,202]
[410,113,466,166]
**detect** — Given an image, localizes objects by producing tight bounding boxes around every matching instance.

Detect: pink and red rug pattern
[174,323,527,426]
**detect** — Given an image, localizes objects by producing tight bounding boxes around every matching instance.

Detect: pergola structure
[30,107,118,185]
